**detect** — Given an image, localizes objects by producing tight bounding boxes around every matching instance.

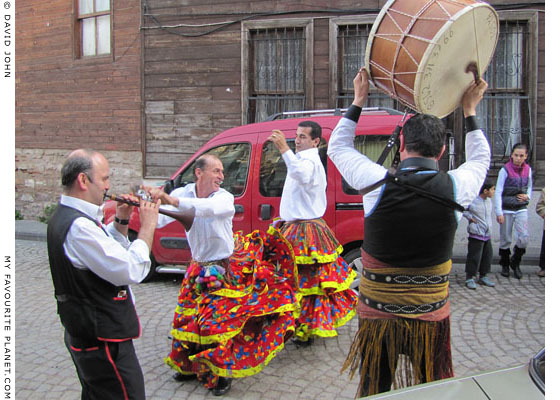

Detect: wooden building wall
[15,0,143,218]
[142,0,545,185]
[142,0,386,177]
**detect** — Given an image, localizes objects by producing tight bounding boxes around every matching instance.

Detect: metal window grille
[480,21,532,161]
[247,27,306,122]
[336,24,396,109]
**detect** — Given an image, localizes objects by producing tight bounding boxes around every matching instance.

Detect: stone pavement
[14,239,544,399]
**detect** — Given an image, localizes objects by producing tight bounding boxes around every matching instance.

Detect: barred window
[77,0,111,57]
[480,21,531,160]
[247,27,306,122]
[336,23,396,109]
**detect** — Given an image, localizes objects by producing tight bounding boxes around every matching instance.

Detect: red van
[103,108,405,281]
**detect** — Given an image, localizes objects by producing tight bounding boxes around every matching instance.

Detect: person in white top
[146,154,234,395]
[47,149,160,400]
[147,153,299,396]
[329,68,490,396]
[268,121,357,347]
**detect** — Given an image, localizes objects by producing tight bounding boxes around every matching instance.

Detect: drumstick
[465,62,480,84]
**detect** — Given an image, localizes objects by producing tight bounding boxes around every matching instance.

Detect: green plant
[39,204,57,223]
[15,209,23,220]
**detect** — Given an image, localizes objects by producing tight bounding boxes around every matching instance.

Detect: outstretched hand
[352,67,370,108]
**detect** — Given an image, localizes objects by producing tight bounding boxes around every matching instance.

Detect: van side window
[178,143,251,197]
[260,139,327,197]
[342,135,396,195]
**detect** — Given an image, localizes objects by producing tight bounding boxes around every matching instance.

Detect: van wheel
[127,230,158,283]
[343,248,362,294]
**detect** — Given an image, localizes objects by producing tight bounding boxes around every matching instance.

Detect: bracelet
[114,216,129,225]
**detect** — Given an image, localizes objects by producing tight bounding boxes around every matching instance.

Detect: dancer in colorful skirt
[268,122,358,346]
[328,68,490,396]
[146,154,299,396]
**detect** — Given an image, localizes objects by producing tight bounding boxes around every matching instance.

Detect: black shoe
[293,338,314,348]
[173,372,196,382]
[212,377,232,396]
[500,266,510,278]
[512,265,523,279]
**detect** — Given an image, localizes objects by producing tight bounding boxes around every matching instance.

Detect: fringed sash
[341,250,454,396]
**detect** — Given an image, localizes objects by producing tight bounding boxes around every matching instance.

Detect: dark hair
[61,151,94,189]
[480,179,495,194]
[511,143,528,154]
[401,114,446,158]
[298,121,322,140]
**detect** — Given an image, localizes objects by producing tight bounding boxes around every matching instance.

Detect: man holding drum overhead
[47,149,161,400]
[328,68,490,396]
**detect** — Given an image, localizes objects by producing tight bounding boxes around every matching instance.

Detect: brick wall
[15,0,143,216]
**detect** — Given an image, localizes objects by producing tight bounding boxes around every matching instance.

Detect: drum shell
[365,0,499,117]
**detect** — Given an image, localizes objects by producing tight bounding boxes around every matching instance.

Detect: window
[342,135,397,195]
[242,19,313,124]
[259,139,327,197]
[330,18,398,110]
[178,143,251,197]
[76,0,111,58]
[479,20,532,160]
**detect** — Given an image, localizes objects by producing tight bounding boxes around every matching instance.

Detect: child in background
[494,143,532,279]
[464,181,496,290]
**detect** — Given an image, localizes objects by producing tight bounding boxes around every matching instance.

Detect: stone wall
[15,149,143,220]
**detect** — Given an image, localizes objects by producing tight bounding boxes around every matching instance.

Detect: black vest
[47,204,140,341]
[363,158,458,268]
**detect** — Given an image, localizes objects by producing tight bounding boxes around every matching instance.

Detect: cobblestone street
[15,239,545,399]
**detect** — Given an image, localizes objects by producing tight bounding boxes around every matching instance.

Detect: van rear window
[342,135,396,195]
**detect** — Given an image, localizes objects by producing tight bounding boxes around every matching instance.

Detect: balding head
[61,149,98,192]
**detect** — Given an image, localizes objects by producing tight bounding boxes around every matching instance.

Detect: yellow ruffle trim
[294,245,344,265]
[295,308,357,341]
[169,304,297,345]
[188,325,296,379]
[298,269,357,296]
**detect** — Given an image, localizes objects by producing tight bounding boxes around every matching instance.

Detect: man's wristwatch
[114,216,130,225]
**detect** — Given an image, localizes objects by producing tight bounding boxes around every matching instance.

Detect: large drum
[365,0,499,118]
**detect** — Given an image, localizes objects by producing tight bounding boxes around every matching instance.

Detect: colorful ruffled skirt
[276,218,358,341]
[164,228,299,388]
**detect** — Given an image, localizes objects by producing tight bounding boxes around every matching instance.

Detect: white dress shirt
[61,195,151,287]
[158,184,235,262]
[327,117,491,221]
[279,147,327,221]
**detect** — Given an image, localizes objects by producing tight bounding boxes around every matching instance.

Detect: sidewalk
[15,190,543,266]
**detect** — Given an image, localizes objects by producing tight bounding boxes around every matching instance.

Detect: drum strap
[358,169,465,213]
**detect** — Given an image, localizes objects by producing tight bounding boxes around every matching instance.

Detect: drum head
[414,3,499,117]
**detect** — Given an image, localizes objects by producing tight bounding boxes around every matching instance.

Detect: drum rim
[413,2,499,117]
[364,0,396,80]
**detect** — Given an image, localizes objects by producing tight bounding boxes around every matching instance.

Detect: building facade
[15,0,545,217]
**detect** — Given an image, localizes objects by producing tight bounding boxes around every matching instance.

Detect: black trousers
[64,330,145,400]
[465,237,492,279]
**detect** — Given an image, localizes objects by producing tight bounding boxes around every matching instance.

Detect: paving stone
[14,240,545,399]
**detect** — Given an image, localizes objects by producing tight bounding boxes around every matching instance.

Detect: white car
[366,348,544,400]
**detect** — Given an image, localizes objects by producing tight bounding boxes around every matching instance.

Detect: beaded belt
[359,292,448,314]
[361,269,449,285]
